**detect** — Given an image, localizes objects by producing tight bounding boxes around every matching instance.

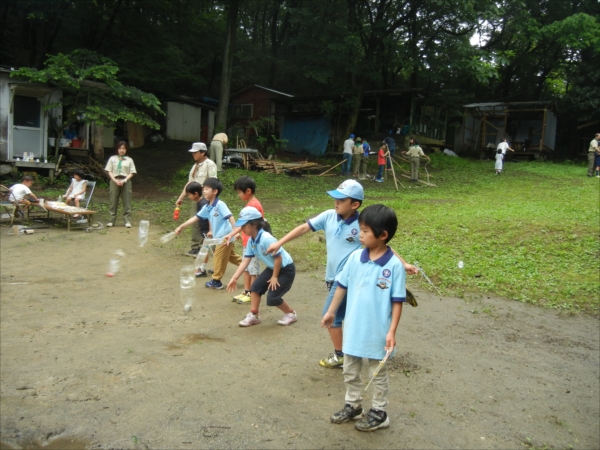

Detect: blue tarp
[281,116,330,156]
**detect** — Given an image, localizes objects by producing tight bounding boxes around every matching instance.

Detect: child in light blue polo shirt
[226,207,298,327]
[322,204,406,432]
[175,178,241,289]
[267,180,416,369]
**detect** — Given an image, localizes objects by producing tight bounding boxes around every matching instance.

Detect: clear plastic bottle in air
[180,265,196,311]
[106,249,126,277]
[160,231,177,244]
[138,220,149,247]
[194,246,209,270]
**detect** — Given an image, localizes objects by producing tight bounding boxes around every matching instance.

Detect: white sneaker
[239,312,261,327]
[107,222,114,227]
[125,222,132,228]
[277,311,297,326]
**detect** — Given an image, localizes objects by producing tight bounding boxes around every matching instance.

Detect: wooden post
[318,159,345,176]
[481,114,486,150]
[388,154,399,191]
[92,124,105,161]
[540,107,547,152]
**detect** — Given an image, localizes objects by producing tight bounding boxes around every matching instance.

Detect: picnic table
[41,201,96,231]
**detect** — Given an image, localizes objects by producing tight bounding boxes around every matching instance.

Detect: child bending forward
[227,206,297,327]
[322,204,406,432]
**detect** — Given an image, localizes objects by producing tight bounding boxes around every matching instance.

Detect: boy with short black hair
[9,175,40,203]
[184,182,210,277]
[175,177,241,289]
[322,204,406,432]
[224,176,263,303]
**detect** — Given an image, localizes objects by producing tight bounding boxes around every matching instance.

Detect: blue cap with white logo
[327,180,364,201]
[234,206,262,227]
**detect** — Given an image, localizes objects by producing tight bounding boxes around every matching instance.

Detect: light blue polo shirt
[335,247,406,360]
[307,210,361,282]
[197,198,233,239]
[245,229,294,269]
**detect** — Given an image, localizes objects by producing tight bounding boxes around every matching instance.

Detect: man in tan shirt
[177,142,217,256]
[209,132,228,172]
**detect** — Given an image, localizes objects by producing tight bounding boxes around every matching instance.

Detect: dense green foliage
[1,0,598,121]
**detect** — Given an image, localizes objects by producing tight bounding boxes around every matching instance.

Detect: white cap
[188,142,208,153]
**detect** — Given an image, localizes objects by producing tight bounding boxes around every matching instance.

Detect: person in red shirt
[223,176,264,303]
[374,142,389,183]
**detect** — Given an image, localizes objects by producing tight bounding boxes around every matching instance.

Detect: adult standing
[177,142,218,256]
[341,134,355,176]
[351,137,363,177]
[497,138,514,169]
[105,141,136,228]
[384,135,396,169]
[402,139,430,182]
[587,133,600,177]
[209,132,228,173]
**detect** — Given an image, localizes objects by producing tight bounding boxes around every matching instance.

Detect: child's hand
[206,231,212,238]
[385,332,396,351]
[267,276,280,291]
[174,226,183,236]
[266,242,280,255]
[321,312,334,328]
[226,278,237,293]
[404,263,418,275]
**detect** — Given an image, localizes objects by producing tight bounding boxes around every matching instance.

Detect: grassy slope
[42,154,599,312]
[214,156,599,313]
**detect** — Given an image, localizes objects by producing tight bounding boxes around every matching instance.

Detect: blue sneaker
[205,279,223,290]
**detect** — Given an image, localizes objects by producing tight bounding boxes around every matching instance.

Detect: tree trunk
[93,124,105,161]
[340,82,366,151]
[215,0,242,134]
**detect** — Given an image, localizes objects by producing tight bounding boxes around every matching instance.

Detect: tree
[11,49,164,160]
[215,0,243,133]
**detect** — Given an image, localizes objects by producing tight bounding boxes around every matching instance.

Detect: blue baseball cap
[327,180,364,201]
[234,206,262,227]
[349,134,355,138]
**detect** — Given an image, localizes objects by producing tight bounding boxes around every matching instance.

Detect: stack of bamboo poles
[252,159,331,175]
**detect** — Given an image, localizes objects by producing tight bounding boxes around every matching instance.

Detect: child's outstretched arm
[226,258,252,292]
[266,222,311,255]
[321,285,347,328]
[223,225,242,243]
[390,248,418,275]
[175,216,200,235]
[386,302,403,350]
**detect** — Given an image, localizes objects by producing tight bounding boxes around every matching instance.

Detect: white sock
[200,263,206,270]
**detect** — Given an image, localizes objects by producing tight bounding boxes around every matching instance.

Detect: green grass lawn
[210,155,599,313]
[44,154,598,313]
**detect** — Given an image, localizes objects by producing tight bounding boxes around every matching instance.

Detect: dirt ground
[1,221,599,450]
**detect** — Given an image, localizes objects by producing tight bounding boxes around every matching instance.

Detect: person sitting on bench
[9,175,40,204]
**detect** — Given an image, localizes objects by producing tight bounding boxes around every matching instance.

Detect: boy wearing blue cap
[226,206,297,327]
[267,180,416,368]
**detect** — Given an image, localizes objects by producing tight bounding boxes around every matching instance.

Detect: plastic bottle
[160,231,177,244]
[173,206,180,220]
[106,249,126,277]
[194,246,209,270]
[180,266,196,311]
[138,220,149,247]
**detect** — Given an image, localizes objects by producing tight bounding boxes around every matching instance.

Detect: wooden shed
[456,101,557,160]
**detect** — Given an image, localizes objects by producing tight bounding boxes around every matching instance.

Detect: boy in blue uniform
[268,180,416,368]
[322,204,406,432]
[226,207,298,327]
[175,178,241,289]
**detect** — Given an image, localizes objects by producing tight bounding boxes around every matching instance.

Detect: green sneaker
[319,352,344,368]
[233,291,251,303]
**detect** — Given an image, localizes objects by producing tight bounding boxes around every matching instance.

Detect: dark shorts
[251,263,296,307]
